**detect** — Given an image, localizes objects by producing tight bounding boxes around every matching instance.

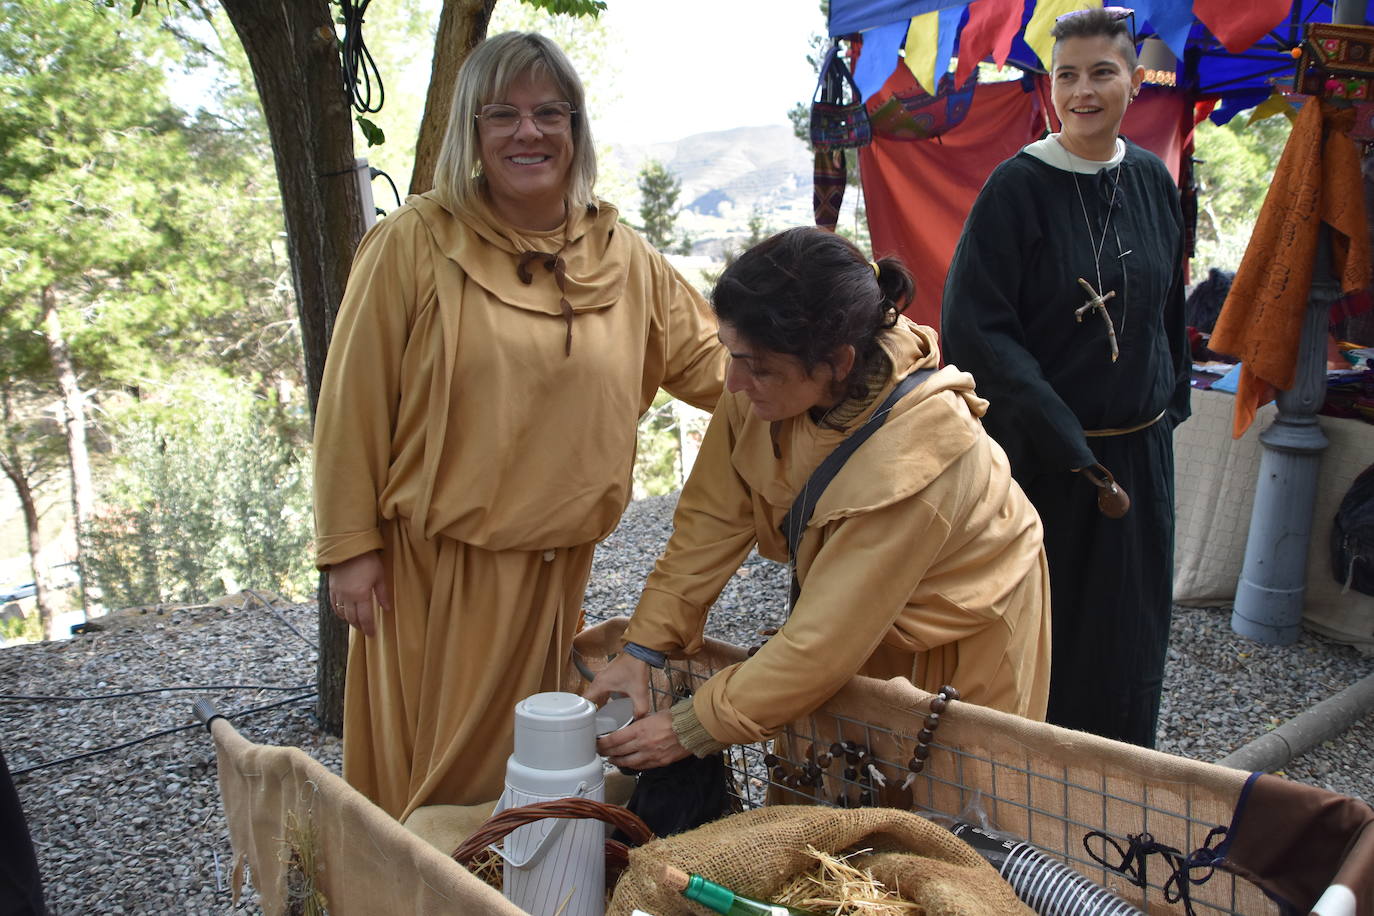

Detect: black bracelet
[622,641,667,669]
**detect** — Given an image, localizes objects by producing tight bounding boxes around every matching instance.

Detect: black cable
[339,0,384,114]
[242,588,317,649]
[10,691,318,777]
[0,684,312,703]
[371,167,401,209]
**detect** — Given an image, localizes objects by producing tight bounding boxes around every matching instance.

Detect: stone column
[1231,229,1336,644]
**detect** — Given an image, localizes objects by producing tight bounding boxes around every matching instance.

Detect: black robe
[941,139,1190,747]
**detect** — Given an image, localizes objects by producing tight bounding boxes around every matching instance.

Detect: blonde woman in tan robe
[586,228,1050,773]
[314,33,726,820]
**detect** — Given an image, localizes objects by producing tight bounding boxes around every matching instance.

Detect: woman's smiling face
[1051,34,1143,159]
[478,71,574,230]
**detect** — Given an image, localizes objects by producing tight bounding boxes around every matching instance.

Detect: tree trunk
[220,0,365,736]
[409,0,496,195]
[41,284,93,622]
[0,389,56,641]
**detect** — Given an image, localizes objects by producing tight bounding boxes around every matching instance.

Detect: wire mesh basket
[569,617,1284,916]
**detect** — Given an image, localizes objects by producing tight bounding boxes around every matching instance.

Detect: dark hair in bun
[710,227,914,401]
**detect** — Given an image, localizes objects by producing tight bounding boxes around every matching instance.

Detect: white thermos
[497,691,606,916]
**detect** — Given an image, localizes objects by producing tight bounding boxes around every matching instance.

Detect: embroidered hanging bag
[809,43,871,150]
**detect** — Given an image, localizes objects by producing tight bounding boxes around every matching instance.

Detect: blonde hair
[432,32,598,219]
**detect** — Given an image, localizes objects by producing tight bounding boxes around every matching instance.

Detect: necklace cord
[1061,138,1126,360]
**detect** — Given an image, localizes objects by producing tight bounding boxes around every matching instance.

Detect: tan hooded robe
[623,319,1050,749]
[314,193,725,819]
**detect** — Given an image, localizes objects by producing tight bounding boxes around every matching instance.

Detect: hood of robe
[406,191,630,316]
[731,318,991,527]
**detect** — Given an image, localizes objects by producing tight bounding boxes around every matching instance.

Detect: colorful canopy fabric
[831,0,1374,121]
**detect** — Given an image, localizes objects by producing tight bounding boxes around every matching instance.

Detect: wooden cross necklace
[1063,140,1127,362]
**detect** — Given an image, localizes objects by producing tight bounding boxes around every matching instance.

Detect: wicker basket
[452,797,655,893]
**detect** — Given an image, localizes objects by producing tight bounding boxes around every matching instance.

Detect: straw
[773,845,922,915]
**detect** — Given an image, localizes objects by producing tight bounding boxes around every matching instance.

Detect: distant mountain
[606,124,817,257]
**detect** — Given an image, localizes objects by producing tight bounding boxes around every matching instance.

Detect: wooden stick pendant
[1075,277,1120,362]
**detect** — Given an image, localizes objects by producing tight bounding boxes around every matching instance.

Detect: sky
[164,0,827,196]
[591,1,826,144]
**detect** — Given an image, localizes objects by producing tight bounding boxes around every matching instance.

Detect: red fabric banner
[954,0,1026,87]
[860,79,1193,331]
[860,81,1045,330]
[1192,0,1291,54]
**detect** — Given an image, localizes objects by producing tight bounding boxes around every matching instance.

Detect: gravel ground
[3,493,1372,914]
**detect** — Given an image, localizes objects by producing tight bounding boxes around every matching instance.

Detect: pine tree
[637,159,682,251]
[0,0,307,636]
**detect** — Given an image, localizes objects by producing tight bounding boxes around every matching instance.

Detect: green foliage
[743,206,771,249]
[128,0,199,15]
[331,0,433,195]
[220,412,314,600]
[0,0,301,391]
[637,159,682,251]
[520,0,606,16]
[0,611,43,645]
[633,392,681,499]
[701,205,773,288]
[0,0,308,616]
[356,116,385,147]
[632,393,711,500]
[1191,113,1292,272]
[84,375,313,609]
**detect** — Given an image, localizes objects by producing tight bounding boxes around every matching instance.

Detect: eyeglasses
[475,101,576,136]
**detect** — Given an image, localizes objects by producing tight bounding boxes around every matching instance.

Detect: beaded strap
[904,685,960,782]
[758,685,959,808]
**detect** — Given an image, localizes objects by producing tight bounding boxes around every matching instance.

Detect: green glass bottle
[680,872,821,916]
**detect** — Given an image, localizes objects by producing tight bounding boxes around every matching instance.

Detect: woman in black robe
[940,8,1190,747]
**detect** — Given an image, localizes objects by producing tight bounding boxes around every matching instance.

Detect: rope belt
[1083,409,1166,438]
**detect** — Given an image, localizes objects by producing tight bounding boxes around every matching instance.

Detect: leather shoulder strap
[779,367,936,612]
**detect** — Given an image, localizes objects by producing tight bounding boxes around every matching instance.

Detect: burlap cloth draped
[1210,99,1371,437]
[607,804,1032,916]
[209,717,524,915]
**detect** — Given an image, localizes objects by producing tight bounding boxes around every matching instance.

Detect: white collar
[1024,134,1125,174]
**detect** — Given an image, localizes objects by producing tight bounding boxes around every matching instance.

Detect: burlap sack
[608,804,1031,916]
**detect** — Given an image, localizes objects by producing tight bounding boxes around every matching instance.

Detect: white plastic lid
[512,692,597,770]
[595,696,635,736]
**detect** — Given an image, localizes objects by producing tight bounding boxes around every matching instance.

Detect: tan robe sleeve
[312,214,428,569]
[644,246,726,412]
[691,480,985,747]
[622,395,756,655]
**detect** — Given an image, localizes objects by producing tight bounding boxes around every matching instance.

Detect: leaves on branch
[356,116,385,148]
[520,0,607,18]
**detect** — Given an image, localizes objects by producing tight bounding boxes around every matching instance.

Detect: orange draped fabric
[1209,101,1372,438]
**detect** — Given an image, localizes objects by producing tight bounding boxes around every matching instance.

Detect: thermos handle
[488,781,595,869]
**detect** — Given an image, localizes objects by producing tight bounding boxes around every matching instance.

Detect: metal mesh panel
[572,619,1274,916]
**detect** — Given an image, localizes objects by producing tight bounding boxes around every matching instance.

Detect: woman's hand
[595,710,691,770]
[582,651,653,719]
[328,551,392,637]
